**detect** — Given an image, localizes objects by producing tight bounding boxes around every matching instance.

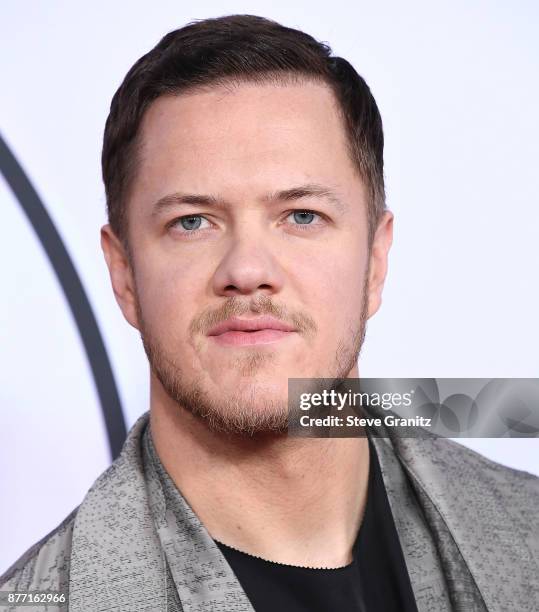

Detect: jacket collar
[141,416,255,611]
[68,411,252,612]
[68,410,536,612]
[376,421,537,612]
[68,412,166,611]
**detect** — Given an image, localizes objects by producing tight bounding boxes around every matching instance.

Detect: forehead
[132,80,362,205]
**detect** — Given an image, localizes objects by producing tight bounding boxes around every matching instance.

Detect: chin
[223,376,288,402]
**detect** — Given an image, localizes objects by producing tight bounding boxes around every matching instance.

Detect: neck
[150,378,370,568]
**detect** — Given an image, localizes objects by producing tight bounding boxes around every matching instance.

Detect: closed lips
[207,316,296,336]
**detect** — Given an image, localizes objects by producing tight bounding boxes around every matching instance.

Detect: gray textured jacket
[2,411,538,611]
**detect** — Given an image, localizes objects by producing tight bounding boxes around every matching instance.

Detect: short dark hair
[102,14,386,255]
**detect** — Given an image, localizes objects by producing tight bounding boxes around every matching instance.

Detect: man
[2,13,538,612]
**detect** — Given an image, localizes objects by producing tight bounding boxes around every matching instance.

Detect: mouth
[207,316,296,347]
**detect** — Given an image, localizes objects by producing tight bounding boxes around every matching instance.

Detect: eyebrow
[150,183,349,218]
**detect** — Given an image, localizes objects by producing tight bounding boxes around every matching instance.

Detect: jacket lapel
[68,412,166,611]
[142,418,255,612]
[386,429,538,611]
[371,436,456,612]
[68,411,253,612]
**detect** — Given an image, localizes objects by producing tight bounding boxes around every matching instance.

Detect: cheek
[296,236,367,300]
[135,256,200,335]
[294,246,368,340]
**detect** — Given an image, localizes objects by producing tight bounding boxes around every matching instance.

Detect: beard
[134,276,370,437]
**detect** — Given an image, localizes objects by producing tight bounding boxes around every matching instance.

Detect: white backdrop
[1,0,538,574]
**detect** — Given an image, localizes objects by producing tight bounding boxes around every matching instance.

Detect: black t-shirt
[214,438,419,612]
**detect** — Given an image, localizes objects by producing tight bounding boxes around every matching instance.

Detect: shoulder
[0,506,78,592]
[431,436,538,488]
[414,436,539,522]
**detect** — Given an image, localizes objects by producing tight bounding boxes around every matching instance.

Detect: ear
[366,210,394,319]
[100,224,140,330]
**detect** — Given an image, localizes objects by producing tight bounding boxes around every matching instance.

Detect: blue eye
[169,215,211,233]
[180,216,202,230]
[292,211,316,224]
[286,210,324,229]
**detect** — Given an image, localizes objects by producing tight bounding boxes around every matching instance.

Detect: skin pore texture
[101,78,393,568]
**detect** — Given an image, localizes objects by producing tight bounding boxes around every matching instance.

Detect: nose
[212,233,285,298]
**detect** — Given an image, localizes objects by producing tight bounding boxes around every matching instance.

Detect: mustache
[189,295,317,338]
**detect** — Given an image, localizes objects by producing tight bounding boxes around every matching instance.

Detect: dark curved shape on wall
[0,132,126,460]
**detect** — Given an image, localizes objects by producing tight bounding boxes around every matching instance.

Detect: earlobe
[100,224,140,330]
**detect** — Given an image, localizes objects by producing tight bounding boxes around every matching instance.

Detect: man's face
[102,79,392,435]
